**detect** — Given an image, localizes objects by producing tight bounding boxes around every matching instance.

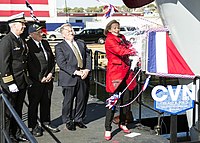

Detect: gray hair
[8,22,15,28]
[60,23,73,34]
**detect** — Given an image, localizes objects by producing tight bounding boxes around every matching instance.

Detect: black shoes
[32,125,43,137]
[32,124,59,137]
[66,121,76,131]
[16,134,29,142]
[10,135,18,143]
[75,122,87,129]
[43,124,60,133]
[10,134,28,142]
[66,121,87,131]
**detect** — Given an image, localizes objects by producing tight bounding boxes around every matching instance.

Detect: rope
[119,68,142,96]
[117,75,151,108]
[106,68,144,109]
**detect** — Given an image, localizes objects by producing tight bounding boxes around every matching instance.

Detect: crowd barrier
[0,92,37,143]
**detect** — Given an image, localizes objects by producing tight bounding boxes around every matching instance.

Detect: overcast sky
[56,0,124,8]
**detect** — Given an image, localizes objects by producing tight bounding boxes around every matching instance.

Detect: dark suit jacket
[0,32,28,91]
[55,39,91,86]
[27,38,55,83]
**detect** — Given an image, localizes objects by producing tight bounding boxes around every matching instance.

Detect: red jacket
[105,32,137,93]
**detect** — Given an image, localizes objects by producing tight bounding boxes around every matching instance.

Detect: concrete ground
[21,82,170,143]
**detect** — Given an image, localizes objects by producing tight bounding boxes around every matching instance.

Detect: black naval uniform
[0,32,30,139]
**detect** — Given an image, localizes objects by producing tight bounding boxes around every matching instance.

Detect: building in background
[0,0,161,38]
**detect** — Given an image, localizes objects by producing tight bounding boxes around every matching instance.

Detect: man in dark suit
[55,23,92,131]
[27,23,59,137]
[0,12,29,142]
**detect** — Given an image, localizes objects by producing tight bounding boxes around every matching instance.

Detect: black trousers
[27,81,53,128]
[2,87,26,137]
[105,80,130,131]
[62,77,87,124]
[82,78,90,119]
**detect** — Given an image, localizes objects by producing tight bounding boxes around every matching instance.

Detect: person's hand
[74,70,83,77]
[41,77,47,83]
[130,56,140,71]
[8,84,19,93]
[80,69,90,80]
[129,48,137,56]
[45,73,53,82]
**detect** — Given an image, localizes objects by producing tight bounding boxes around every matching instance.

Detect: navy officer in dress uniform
[0,12,30,142]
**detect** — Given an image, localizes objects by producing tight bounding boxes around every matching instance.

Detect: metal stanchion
[170,114,177,143]
[154,113,162,135]
[138,72,142,123]
[190,76,200,141]
[0,93,5,143]
[198,78,200,132]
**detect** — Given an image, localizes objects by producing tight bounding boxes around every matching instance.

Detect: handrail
[0,93,37,143]
[94,50,107,84]
[192,76,200,128]
[93,50,107,99]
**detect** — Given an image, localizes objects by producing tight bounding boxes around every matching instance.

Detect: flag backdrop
[146,31,195,79]
[0,0,49,17]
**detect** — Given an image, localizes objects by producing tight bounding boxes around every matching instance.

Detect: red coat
[105,32,137,93]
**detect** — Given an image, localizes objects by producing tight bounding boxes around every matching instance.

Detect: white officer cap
[8,12,26,23]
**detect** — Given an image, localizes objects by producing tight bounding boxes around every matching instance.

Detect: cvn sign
[151,85,195,114]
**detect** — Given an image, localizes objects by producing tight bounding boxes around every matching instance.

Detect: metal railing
[0,92,37,143]
[93,50,107,88]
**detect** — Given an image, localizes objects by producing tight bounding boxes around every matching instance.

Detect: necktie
[38,42,48,61]
[18,37,23,47]
[71,42,83,68]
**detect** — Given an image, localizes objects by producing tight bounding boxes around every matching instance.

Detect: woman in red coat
[104,20,137,140]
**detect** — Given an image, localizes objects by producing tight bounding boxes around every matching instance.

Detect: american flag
[142,75,150,91]
[0,0,49,17]
[26,0,39,23]
[104,4,118,18]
